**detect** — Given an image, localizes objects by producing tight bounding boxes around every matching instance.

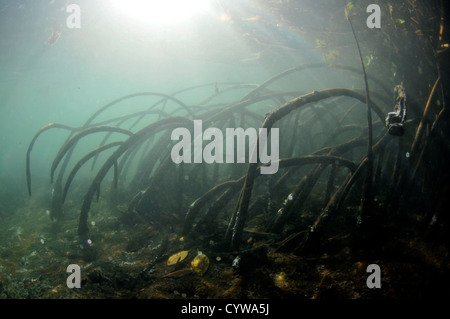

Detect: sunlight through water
[111,0,211,25]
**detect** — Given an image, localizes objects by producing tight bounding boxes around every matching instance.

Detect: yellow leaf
[167,250,189,266]
[191,252,209,276]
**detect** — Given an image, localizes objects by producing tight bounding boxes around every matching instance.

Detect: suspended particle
[357,215,363,225]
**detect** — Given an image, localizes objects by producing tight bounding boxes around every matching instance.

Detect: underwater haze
[0,0,449,302]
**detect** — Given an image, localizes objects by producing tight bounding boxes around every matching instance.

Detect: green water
[0,0,448,301]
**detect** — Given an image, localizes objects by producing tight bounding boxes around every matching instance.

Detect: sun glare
[111,0,210,25]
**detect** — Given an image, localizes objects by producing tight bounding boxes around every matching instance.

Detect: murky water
[0,0,449,302]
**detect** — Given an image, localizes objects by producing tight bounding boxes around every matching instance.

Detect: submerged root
[25,61,445,262]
